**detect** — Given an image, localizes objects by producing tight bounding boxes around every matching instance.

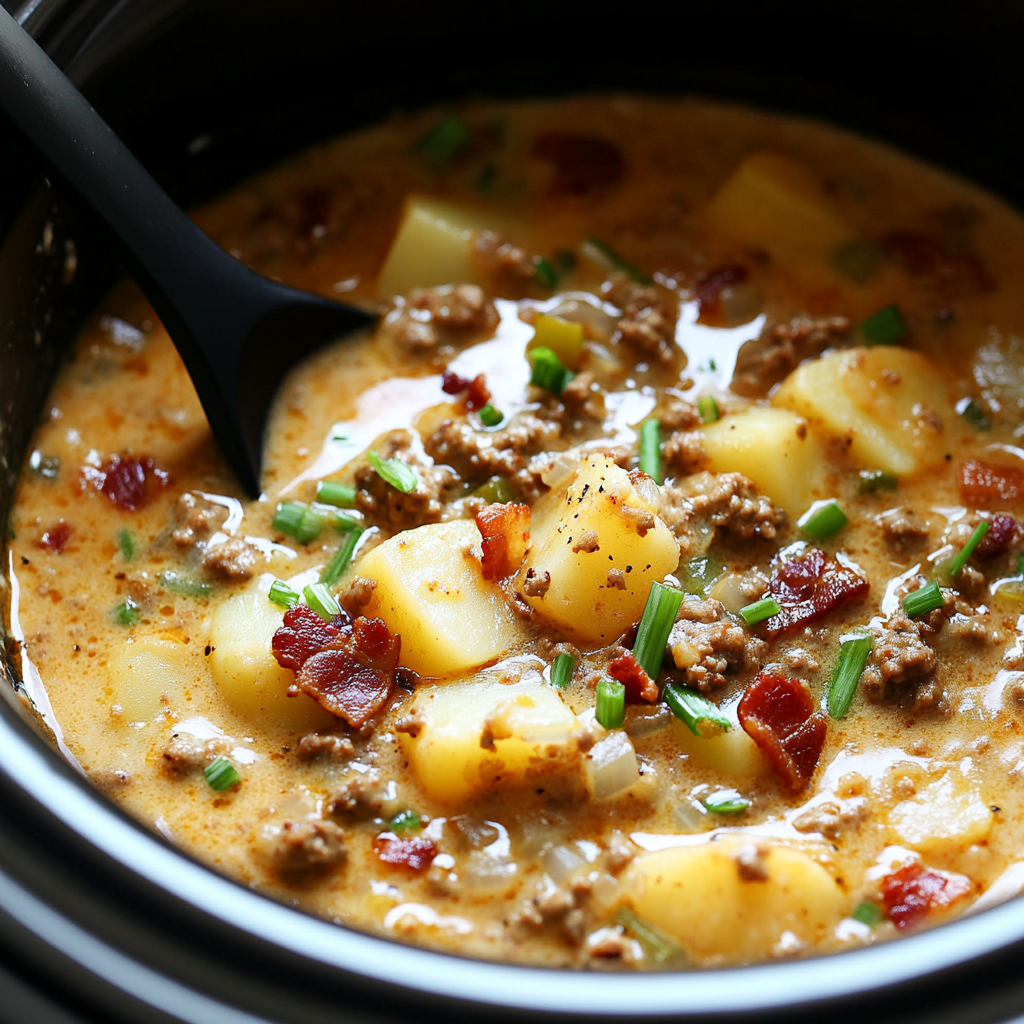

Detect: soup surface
[8,96,1024,969]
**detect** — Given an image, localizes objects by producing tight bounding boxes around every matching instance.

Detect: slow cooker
[2,1,1024,1020]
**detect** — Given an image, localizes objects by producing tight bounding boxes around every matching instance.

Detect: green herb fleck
[417,114,471,165]
[367,451,418,494]
[118,529,135,562]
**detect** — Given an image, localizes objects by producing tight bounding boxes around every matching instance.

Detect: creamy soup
[8,96,1024,969]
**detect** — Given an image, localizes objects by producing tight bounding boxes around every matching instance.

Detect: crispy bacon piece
[738,671,827,791]
[763,548,869,637]
[82,454,169,511]
[372,832,438,873]
[880,862,972,930]
[441,368,472,395]
[475,502,530,581]
[960,459,1024,507]
[38,521,71,553]
[608,652,659,703]
[696,265,748,315]
[882,230,993,298]
[271,605,344,670]
[440,369,490,412]
[532,133,625,196]
[976,513,1022,559]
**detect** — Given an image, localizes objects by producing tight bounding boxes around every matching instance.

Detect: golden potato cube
[359,519,529,678]
[521,455,680,644]
[209,589,333,731]
[623,839,845,964]
[110,636,196,723]
[701,406,828,516]
[529,313,584,369]
[705,151,852,258]
[888,772,993,855]
[772,346,961,476]
[669,715,771,778]
[398,678,580,804]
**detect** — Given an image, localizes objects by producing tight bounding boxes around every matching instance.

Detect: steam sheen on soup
[8,96,1024,969]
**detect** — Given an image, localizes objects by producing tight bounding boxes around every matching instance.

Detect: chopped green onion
[1017,552,1024,576]
[549,652,576,689]
[852,901,884,927]
[320,522,364,587]
[799,499,848,539]
[704,789,750,814]
[902,580,944,618]
[389,809,421,834]
[478,403,504,427]
[416,114,471,165]
[204,756,240,792]
[829,238,884,285]
[528,346,574,394]
[860,303,907,346]
[949,520,990,578]
[595,679,626,729]
[118,529,135,562]
[273,500,307,537]
[474,162,496,193]
[858,469,898,494]
[534,257,558,290]
[639,418,662,483]
[679,554,722,597]
[581,236,652,285]
[316,480,357,508]
[112,599,139,626]
[473,476,514,504]
[159,570,211,598]
[739,597,781,626]
[295,504,327,544]
[663,683,731,738]
[826,632,874,719]
[613,906,684,966]
[268,580,300,609]
[697,395,720,423]
[633,581,685,680]
[304,582,341,620]
[957,397,991,431]
[367,451,418,494]
[554,250,576,278]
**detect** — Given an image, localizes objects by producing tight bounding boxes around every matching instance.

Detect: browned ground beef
[668,598,766,692]
[732,315,851,396]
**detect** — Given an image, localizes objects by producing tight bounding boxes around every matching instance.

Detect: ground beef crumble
[201,536,259,580]
[668,598,766,691]
[162,732,232,773]
[386,284,498,350]
[605,274,677,364]
[877,507,930,550]
[296,732,356,761]
[269,820,347,882]
[732,315,851,396]
[663,471,786,544]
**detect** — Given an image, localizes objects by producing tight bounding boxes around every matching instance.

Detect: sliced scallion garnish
[320,521,363,587]
[204,756,240,792]
[304,582,341,620]
[663,683,731,737]
[704,789,750,814]
[595,678,626,730]
[826,632,873,719]
[549,652,576,690]
[697,395,720,423]
[367,451,418,494]
[389,809,421,834]
[273,500,307,537]
[858,469,898,494]
[799,499,848,539]
[860,303,907,346]
[478,403,504,427]
[159,570,211,598]
[633,581,685,680]
[316,480,357,508]
[416,114,471,165]
[118,529,135,562]
[613,906,684,966]
[852,901,884,927]
[902,580,944,618]
[739,597,781,626]
[528,346,574,394]
[295,504,327,544]
[268,580,300,609]
[639,418,662,483]
[113,599,139,626]
[949,520,990,578]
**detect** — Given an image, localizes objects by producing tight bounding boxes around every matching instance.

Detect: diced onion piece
[585,731,640,801]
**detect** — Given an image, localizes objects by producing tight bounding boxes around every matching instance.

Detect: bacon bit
[475,502,530,581]
[960,459,1024,507]
[441,368,472,395]
[976,513,1023,559]
[372,832,438,873]
[84,454,168,511]
[271,605,343,670]
[38,520,71,553]
[738,671,827,791]
[464,374,491,412]
[608,653,658,703]
[532,133,625,196]
[696,265,749,315]
[880,861,972,930]
[764,548,869,637]
[882,230,993,298]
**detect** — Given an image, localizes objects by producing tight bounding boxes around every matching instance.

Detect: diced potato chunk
[669,715,770,778]
[623,839,845,964]
[360,519,529,678]
[398,678,580,804]
[109,636,196,722]
[378,196,487,296]
[701,407,828,515]
[521,455,679,644]
[209,589,333,731]
[705,151,852,258]
[772,346,961,476]
[529,313,585,369]
[888,772,993,855]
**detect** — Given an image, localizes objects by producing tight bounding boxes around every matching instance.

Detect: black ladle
[0,7,376,499]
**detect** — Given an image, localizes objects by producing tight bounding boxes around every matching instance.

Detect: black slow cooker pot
[3,2,1024,1021]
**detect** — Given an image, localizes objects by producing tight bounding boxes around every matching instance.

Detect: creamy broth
[8,96,1024,969]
